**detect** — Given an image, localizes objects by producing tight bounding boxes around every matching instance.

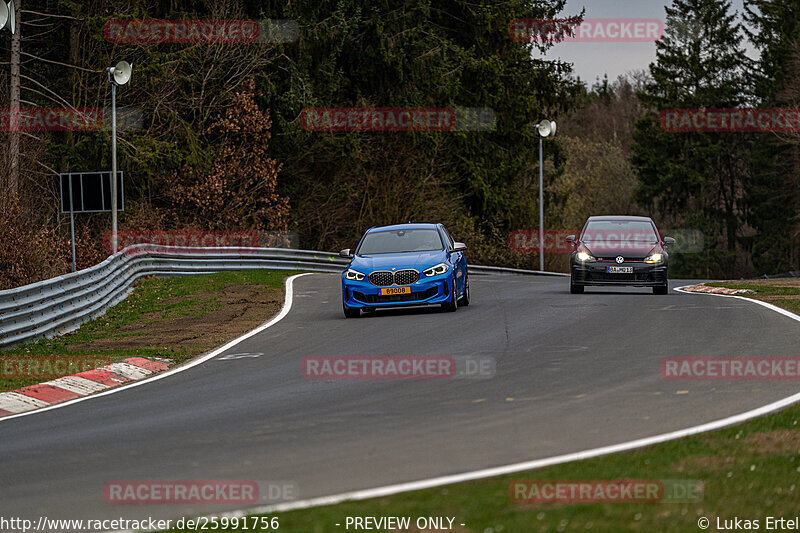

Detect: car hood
[351,250,447,271]
[582,241,659,258]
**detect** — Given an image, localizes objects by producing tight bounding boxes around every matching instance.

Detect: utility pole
[9,0,19,195]
[534,119,557,271]
[106,61,132,254]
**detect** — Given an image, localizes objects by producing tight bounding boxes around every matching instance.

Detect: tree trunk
[61,18,78,174]
[9,0,20,196]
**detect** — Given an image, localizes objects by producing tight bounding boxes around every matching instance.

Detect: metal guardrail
[758,270,800,279]
[0,244,565,349]
[469,264,568,277]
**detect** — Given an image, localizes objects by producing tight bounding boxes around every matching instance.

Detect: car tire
[570,277,584,294]
[343,304,361,318]
[441,276,458,312]
[653,284,668,295]
[457,276,470,306]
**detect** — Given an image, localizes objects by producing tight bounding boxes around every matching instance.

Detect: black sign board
[60,171,124,213]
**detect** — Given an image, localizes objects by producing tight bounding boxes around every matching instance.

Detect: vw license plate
[607,266,634,274]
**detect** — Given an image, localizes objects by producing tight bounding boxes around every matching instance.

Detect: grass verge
[0,270,298,392]
[705,280,800,314]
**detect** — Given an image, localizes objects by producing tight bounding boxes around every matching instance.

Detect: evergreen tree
[255,0,583,250]
[744,0,800,102]
[742,0,800,273]
[631,0,752,277]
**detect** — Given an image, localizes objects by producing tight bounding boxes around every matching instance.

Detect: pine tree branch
[19,84,72,107]
[21,51,98,73]
[19,74,76,111]
[21,9,78,20]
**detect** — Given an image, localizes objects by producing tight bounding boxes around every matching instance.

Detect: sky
[538,0,754,86]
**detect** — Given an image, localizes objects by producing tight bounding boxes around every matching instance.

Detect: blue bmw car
[340,223,469,318]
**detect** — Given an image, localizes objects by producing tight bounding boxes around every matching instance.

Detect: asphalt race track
[3,273,800,523]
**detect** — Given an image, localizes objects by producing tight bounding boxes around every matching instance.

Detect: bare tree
[8,0,19,195]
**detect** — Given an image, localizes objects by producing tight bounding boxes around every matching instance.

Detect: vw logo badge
[615,256,624,264]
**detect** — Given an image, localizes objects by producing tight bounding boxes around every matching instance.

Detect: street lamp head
[107,61,133,86]
[0,1,15,35]
[535,119,557,138]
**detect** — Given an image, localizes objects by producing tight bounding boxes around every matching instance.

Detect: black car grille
[596,273,638,282]
[368,271,395,286]
[394,269,419,285]
[584,271,666,283]
[368,269,419,287]
[354,287,438,304]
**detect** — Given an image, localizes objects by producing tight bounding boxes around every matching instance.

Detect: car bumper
[342,274,453,308]
[571,261,668,287]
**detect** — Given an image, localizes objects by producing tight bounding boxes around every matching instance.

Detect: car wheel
[457,276,470,306]
[343,304,361,318]
[570,276,584,294]
[441,276,458,312]
[653,284,668,295]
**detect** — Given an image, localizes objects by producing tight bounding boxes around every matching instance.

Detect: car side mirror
[663,237,676,246]
[452,242,467,252]
[339,249,352,258]
[565,235,575,245]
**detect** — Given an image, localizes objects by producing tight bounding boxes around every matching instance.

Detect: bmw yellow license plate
[380,286,411,296]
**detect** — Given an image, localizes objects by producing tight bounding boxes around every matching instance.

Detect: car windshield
[581,221,658,243]
[357,229,443,254]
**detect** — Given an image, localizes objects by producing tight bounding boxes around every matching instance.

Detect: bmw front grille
[368,269,420,287]
[394,269,419,285]
[368,271,394,286]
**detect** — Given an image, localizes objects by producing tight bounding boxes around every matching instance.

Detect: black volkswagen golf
[567,216,675,295]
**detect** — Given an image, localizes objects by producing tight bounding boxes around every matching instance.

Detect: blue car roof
[366,223,440,233]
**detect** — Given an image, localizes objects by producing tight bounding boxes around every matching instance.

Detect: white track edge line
[673,282,800,322]
[114,281,800,531]
[186,388,800,522]
[0,273,313,424]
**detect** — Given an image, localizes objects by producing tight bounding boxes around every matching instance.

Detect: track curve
[2,273,800,523]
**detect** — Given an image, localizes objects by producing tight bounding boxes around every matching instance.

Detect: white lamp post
[534,119,556,271]
[0,1,16,34]
[106,61,132,254]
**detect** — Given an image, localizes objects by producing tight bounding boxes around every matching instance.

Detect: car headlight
[644,253,663,264]
[576,251,595,262]
[344,268,366,281]
[423,263,449,277]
